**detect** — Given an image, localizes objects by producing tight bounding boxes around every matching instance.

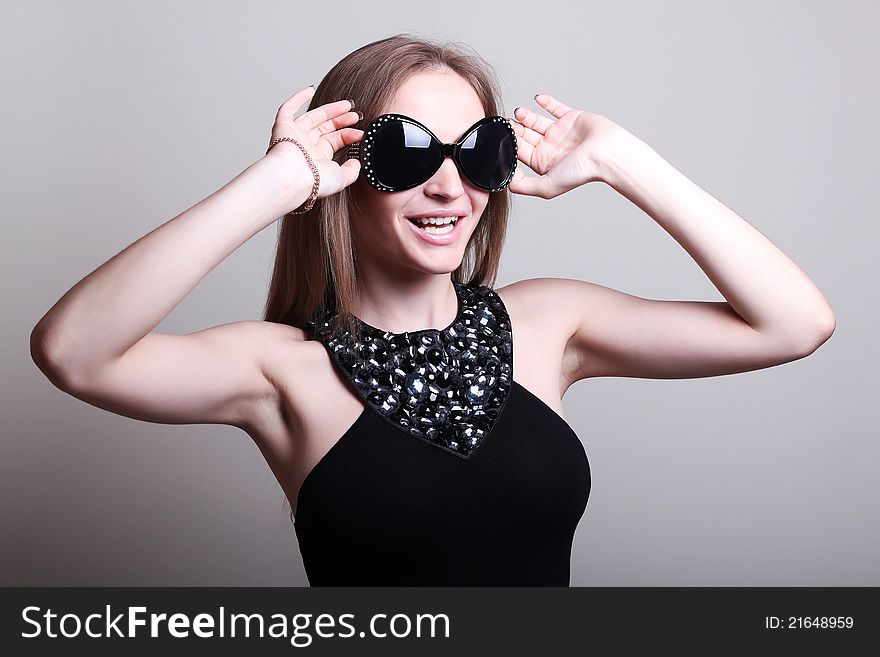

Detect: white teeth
[422,223,455,234]
[413,216,458,226]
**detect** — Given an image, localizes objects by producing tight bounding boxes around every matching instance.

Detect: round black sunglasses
[345,113,518,192]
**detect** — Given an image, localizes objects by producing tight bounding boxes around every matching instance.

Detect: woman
[30,34,835,586]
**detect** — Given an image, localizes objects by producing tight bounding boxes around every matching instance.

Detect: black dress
[295,280,591,585]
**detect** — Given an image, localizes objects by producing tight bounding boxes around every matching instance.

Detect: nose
[423,156,465,198]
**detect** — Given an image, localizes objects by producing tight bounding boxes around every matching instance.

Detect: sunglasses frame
[345,113,518,192]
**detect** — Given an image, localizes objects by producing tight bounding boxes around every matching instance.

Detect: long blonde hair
[262,33,512,336]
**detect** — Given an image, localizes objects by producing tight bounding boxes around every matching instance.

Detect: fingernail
[346,99,356,109]
[309,84,315,88]
[534,93,543,100]
[355,110,364,120]
[514,106,521,114]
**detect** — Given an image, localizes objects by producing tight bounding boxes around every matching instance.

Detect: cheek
[358,186,410,221]
[470,191,490,219]
[349,196,407,246]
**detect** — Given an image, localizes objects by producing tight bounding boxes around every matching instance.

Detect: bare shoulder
[492,276,662,383]
[492,277,590,392]
[493,277,585,341]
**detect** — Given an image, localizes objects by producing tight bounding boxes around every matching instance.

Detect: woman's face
[349,69,491,279]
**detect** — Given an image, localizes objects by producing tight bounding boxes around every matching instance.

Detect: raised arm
[505,94,834,384]
[30,86,362,428]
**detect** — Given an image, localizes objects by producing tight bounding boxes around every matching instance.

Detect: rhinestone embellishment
[303,281,513,459]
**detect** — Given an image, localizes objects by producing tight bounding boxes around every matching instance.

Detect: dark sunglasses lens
[371,119,443,190]
[458,121,516,189]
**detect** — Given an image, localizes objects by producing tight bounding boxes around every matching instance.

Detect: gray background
[2,0,875,585]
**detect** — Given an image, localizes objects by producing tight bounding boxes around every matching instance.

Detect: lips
[404,213,466,246]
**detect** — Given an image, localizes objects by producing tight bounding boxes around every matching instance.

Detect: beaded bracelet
[266,137,320,215]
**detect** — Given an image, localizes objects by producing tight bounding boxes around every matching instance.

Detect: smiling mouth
[406,216,463,234]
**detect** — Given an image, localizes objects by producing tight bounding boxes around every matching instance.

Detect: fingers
[310,110,362,143]
[322,126,364,154]
[509,118,537,168]
[276,85,316,123]
[510,113,545,149]
[512,92,574,139]
[513,106,553,135]
[534,93,574,119]
[508,168,549,199]
[510,119,543,169]
[297,98,356,133]
[338,157,362,188]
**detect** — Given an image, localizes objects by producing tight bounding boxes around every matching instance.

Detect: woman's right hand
[265,85,364,202]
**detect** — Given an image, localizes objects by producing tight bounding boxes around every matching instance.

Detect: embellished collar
[303,281,513,459]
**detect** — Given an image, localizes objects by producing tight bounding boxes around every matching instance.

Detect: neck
[353,267,459,333]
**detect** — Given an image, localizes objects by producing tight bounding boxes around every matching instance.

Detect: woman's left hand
[507,94,625,199]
